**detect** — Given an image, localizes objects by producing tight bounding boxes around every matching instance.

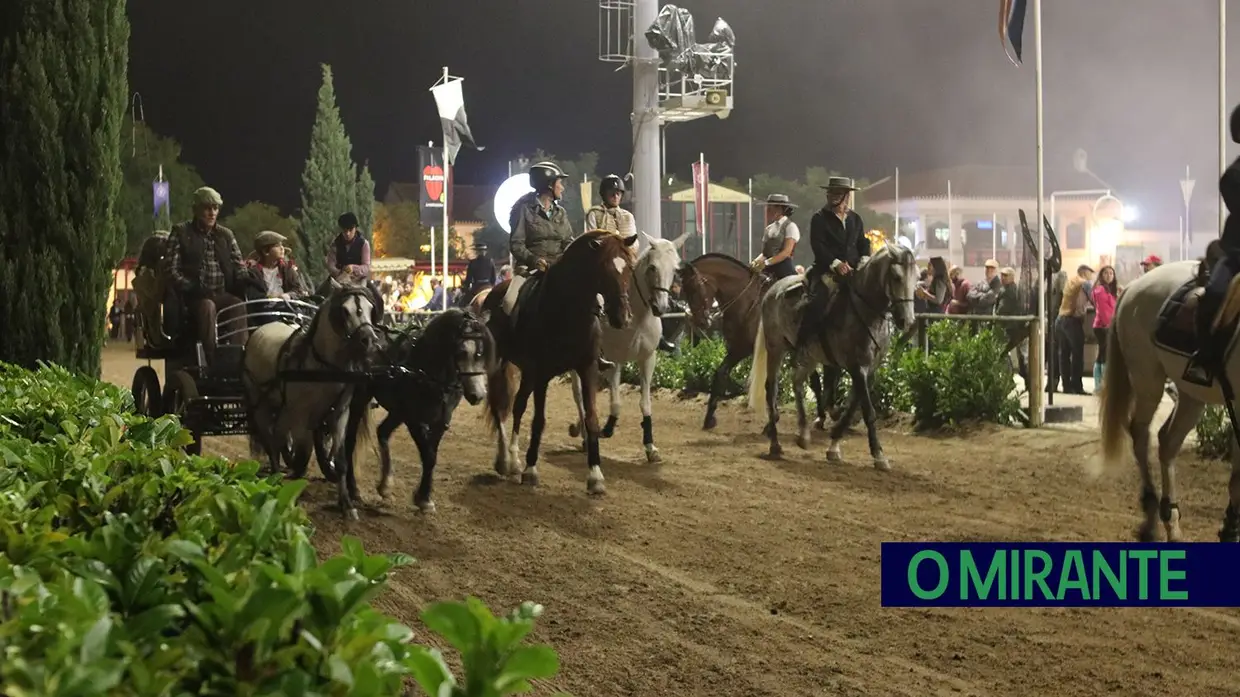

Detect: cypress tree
[0,0,129,377]
[297,64,361,284]
[355,163,376,244]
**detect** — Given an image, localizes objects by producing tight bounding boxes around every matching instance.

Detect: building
[383,182,498,253]
[863,165,1179,281]
[663,181,754,259]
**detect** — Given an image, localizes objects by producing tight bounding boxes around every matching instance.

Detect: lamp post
[1181,166,1196,259]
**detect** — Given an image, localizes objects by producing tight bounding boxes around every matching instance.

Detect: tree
[118,118,207,255]
[355,163,375,243]
[222,202,299,259]
[297,64,365,284]
[372,201,426,259]
[0,0,129,377]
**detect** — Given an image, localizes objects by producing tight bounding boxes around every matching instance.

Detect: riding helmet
[528,161,570,193]
[600,174,626,196]
[1231,104,1240,144]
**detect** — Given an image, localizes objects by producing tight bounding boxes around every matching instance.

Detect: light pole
[1181,166,1196,259]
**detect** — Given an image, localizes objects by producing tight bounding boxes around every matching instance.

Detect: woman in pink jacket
[1091,265,1119,392]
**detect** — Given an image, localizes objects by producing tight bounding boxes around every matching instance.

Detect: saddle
[1154,273,1240,358]
[508,272,546,331]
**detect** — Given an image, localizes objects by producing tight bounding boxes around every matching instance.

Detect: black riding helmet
[1231,104,1240,143]
[599,174,626,197]
[529,161,570,198]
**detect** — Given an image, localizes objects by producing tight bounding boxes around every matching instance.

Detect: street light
[1122,205,1139,224]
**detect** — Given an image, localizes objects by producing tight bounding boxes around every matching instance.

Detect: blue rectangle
[976,219,993,230]
[881,542,1240,607]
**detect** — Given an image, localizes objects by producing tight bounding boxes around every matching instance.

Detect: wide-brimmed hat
[472,241,489,250]
[819,176,859,192]
[761,193,799,210]
[255,230,287,250]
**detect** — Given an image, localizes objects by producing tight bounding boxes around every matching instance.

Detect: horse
[339,308,496,515]
[1094,258,1240,542]
[482,230,639,495]
[242,280,384,518]
[678,253,829,430]
[468,286,492,317]
[566,232,679,463]
[745,243,918,468]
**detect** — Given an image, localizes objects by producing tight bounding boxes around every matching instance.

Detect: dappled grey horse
[746,243,918,468]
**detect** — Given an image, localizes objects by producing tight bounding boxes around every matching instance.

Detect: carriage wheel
[163,369,203,456]
[131,366,163,417]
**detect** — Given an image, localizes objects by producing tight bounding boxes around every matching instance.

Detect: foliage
[1195,404,1231,459]
[356,163,376,246]
[0,0,130,378]
[118,118,207,255]
[373,201,429,259]
[472,222,511,262]
[0,361,561,695]
[896,320,1021,429]
[297,64,369,285]
[222,201,299,258]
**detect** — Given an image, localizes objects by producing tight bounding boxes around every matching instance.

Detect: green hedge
[0,362,561,696]
[1195,404,1231,459]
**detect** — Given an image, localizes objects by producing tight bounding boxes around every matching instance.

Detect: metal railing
[216,298,319,342]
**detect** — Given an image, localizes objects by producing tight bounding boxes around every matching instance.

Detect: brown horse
[482,230,639,495]
[678,253,827,430]
[468,287,492,316]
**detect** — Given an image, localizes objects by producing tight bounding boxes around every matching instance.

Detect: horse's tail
[1092,318,1132,478]
[483,360,519,434]
[746,314,769,411]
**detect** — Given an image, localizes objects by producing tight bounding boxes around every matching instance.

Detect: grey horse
[745,242,918,468]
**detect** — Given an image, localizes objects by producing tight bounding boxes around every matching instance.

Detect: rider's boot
[794,280,832,353]
[1187,294,1223,386]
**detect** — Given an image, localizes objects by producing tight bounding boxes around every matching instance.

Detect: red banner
[691,157,710,237]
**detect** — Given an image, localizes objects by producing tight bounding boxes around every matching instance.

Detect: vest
[334,234,365,268]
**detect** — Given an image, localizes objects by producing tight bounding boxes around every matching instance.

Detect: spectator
[967,258,1001,318]
[1139,254,1162,275]
[426,277,447,312]
[947,266,971,315]
[1055,264,1095,394]
[1091,265,1119,393]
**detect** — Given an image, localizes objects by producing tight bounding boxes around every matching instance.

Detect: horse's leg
[1222,425,1240,542]
[764,348,784,458]
[601,363,620,439]
[576,366,607,495]
[827,373,863,463]
[638,350,660,463]
[510,377,534,482]
[374,411,403,499]
[1156,392,1203,542]
[849,365,888,471]
[335,393,363,520]
[409,422,444,512]
[809,370,827,430]
[703,348,742,430]
[793,363,814,450]
[567,370,586,445]
[1129,389,1164,542]
[521,381,548,487]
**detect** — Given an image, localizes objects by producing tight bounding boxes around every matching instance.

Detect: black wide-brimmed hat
[819,176,859,192]
[472,241,489,250]
[761,193,798,209]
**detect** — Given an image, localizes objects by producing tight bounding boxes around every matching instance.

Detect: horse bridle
[633,259,675,317]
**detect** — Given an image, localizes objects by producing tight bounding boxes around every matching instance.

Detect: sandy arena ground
[102,344,1240,697]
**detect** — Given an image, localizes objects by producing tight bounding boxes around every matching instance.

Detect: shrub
[1195,404,1232,459]
[896,321,1022,430]
[0,361,560,696]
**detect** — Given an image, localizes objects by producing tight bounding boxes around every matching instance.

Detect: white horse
[1094,258,1240,541]
[243,281,383,519]
[568,232,681,463]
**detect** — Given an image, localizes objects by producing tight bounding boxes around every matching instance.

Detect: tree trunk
[0,1,129,377]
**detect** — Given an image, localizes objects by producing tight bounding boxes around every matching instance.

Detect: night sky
[129,0,1238,229]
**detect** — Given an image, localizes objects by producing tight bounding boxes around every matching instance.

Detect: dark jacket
[509,192,574,271]
[1221,158,1240,252]
[996,282,1023,316]
[165,221,244,296]
[464,256,498,291]
[807,207,869,280]
[968,275,1002,315]
[244,254,310,299]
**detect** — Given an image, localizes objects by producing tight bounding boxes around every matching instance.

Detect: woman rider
[750,193,801,279]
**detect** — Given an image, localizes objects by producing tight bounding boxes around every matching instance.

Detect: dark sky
[130,0,1238,229]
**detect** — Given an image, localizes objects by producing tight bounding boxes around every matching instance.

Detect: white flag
[431,78,484,166]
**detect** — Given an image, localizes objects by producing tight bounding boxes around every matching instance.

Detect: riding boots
[795,278,833,351]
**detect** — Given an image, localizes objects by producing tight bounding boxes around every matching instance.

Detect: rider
[750,193,801,280]
[244,230,310,327]
[326,212,371,285]
[505,161,615,371]
[585,174,637,237]
[1189,103,1240,385]
[794,176,870,352]
[164,186,249,361]
[460,241,498,306]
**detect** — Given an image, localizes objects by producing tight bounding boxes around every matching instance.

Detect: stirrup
[598,357,616,372]
[1183,352,1216,387]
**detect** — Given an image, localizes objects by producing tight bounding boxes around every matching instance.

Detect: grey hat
[819,176,859,192]
[255,230,287,250]
[761,193,798,209]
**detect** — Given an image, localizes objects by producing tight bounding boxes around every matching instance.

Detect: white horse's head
[857,242,918,333]
[316,283,384,365]
[636,232,681,317]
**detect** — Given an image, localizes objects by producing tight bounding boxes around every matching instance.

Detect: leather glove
[535,258,549,272]
[749,256,766,273]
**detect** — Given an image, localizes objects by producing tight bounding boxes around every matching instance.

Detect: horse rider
[244,230,310,327]
[1189,104,1240,384]
[459,241,498,307]
[164,186,249,362]
[505,160,615,371]
[326,212,372,286]
[794,176,870,352]
[585,174,637,238]
[750,193,801,281]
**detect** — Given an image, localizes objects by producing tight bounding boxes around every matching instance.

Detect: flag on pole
[152,169,170,219]
[692,156,710,237]
[430,78,484,166]
[999,0,1028,65]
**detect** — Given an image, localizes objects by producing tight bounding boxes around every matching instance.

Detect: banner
[153,180,170,219]
[417,145,446,228]
[999,0,1028,65]
[430,77,484,166]
[877,542,1240,607]
[692,157,710,237]
[580,179,592,216]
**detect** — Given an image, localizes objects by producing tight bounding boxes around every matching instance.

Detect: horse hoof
[416,500,436,513]
[703,414,717,430]
[768,444,783,459]
[521,471,540,487]
[826,445,843,462]
[796,434,810,450]
[873,456,891,472]
[587,479,607,496]
[568,423,581,438]
[645,445,661,463]
[813,417,827,431]
[345,508,359,521]
[1137,525,1158,543]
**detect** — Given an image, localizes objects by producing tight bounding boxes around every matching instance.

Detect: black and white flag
[431,78,484,166]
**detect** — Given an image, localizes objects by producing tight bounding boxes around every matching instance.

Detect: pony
[746,242,918,468]
[483,230,639,495]
[242,281,384,517]
[678,253,830,430]
[567,233,680,463]
[1094,258,1240,542]
[339,308,496,515]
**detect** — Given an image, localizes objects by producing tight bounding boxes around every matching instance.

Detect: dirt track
[103,345,1240,697]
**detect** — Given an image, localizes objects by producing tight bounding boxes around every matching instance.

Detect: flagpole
[428,140,436,278]
[1221,0,1228,236]
[894,167,900,240]
[946,179,953,265]
[442,68,451,295]
[747,177,754,261]
[1030,0,1046,427]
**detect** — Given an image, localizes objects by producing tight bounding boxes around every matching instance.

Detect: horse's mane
[390,308,497,378]
[689,252,750,273]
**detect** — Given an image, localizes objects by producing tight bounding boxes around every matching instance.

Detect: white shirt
[261,266,283,297]
[762,216,800,257]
